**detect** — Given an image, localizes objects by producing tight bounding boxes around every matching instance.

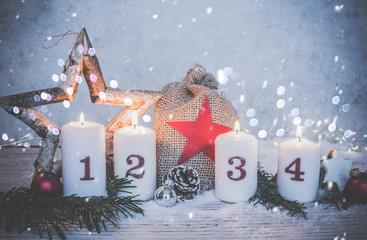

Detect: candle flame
[234,120,241,134]
[296,125,302,142]
[132,110,138,129]
[80,113,85,125]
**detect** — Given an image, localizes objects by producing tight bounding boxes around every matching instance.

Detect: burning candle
[277,126,320,202]
[61,113,106,197]
[114,111,156,201]
[215,120,258,202]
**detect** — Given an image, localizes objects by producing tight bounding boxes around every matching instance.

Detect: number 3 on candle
[284,158,305,181]
[227,156,246,181]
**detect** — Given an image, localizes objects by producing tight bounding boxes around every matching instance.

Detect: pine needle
[249,163,307,219]
[316,184,353,210]
[0,176,144,240]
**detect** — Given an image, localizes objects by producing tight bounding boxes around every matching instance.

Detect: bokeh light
[110,80,118,88]
[342,104,350,112]
[53,129,60,136]
[304,119,313,127]
[276,128,285,137]
[67,87,74,95]
[277,86,285,95]
[124,98,133,106]
[34,95,41,102]
[143,115,152,123]
[223,67,233,76]
[52,74,59,82]
[63,100,70,108]
[291,108,299,117]
[99,92,106,100]
[2,133,9,141]
[217,69,228,85]
[332,96,340,105]
[57,58,64,67]
[40,92,47,100]
[277,99,285,108]
[88,48,95,56]
[246,108,256,117]
[30,113,36,120]
[328,123,336,132]
[13,107,19,114]
[258,130,267,139]
[90,74,97,82]
[249,118,258,127]
[76,76,83,83]
[293,117,301,125]
[344,130,352,138]
[60,74,66,81]
[77,45,84,53]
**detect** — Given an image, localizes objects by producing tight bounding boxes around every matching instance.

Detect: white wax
[277,138,320,202]
[61,120,106,197]
[215,131,258,202]
[114,125,156,201]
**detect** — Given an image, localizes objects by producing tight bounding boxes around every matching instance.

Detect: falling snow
[0,0,365,151]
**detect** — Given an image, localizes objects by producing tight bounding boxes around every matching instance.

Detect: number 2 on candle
[80,156,95,181]
[227,156,246,181]
[125,154,145,179]
[284,158,305,181]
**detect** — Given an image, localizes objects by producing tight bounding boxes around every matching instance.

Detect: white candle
[277,126,320,202]
[61,113,106,197]
[114,111,156,201]
[215,121,258,202]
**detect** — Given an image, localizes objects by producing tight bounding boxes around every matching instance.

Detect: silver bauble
[154,180,177,207]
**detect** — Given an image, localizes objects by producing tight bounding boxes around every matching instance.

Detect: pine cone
[162,165,200,202]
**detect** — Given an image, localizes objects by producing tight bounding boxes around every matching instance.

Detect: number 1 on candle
[80,156,95,181]
[284,158,305,181]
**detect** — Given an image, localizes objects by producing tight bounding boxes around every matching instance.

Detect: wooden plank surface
[0,147,367,240]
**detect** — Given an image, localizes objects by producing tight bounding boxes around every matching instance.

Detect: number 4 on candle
[284,158,305,181]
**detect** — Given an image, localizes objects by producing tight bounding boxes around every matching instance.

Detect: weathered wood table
[0,147,367,239]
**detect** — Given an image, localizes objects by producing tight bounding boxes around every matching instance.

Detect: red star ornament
[167,96,232,165]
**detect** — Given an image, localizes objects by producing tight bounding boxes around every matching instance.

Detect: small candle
[277,126,320,202]
[215,120,258,202]
[61,113,106,197]
[114,111,156,201]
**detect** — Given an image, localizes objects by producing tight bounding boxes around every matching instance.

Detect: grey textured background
[0,0,366,148]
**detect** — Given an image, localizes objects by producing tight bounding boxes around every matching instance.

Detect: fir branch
[106,175,136,197]
[0,187,69,240]
[0,176,144,240]
[249,163,307,219]
[316,185,353,210]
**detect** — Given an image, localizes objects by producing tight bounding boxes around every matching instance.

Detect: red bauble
[31,171,63,196]
[344,174,367,203]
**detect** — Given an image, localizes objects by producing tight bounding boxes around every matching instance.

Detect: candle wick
[298,135,301,142]
[236,129,239,135]
[81,122,85,126]
[133,124,136,130]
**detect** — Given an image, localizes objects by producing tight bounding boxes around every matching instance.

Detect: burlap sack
[153,64,238,190]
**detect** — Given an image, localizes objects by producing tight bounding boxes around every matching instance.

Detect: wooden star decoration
[0,28,162,175]
[322,150,353,190]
